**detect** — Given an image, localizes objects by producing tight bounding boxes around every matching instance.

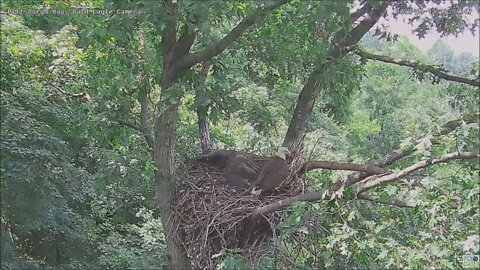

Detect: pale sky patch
[386,17,479,57]
[353,1,480,57]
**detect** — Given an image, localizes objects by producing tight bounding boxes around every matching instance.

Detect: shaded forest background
[1,0,479,269]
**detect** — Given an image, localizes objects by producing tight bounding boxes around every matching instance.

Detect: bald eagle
[252,147,291,196]
[196,150,260,187]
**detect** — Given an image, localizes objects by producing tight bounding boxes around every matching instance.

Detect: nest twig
[174,151,305,269]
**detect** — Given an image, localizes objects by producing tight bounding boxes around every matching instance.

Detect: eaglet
[251,146,291,196]
[196,150,259,187]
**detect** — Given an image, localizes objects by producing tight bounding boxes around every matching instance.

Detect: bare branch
[303,160,388,174]
[374,113,480,168]
[356,193,413,208]
[175,0,289,69]
[252,189,327,218]
[356,50,480,87]
[357,152,479,193]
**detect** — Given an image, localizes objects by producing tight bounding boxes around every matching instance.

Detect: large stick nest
[174,151,305,269]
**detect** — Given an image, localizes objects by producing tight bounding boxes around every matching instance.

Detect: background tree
[1,0,479,269]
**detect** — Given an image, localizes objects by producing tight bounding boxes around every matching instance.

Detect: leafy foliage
[1,1,479,269]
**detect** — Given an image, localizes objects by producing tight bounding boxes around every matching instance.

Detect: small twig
[356,193,413,208]
[46,81,92,102]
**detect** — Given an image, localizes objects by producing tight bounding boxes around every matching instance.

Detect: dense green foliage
[1,1,478,269]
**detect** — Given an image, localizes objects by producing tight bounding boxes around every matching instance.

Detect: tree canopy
[1,0,479,269]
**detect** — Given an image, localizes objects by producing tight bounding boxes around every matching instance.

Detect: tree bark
[282,72,323,152]
[154,1,190,268]
[195,60,213,154]
[155,77,190,270]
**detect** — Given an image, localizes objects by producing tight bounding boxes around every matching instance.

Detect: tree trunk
[153,1,190,267]
[198,110,212,154]
[282,51,340,152]
[195,60,213,154]
[154,93,190,269]
[151,2,290,268]
[282,73,322,152]
[282,1,390,152]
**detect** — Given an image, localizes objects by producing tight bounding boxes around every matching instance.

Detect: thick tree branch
[174,0,289,69]
[304,160,388,174]
[341,1,390,47]
[338,113,480,188]
[195,60,213,154]
[313,2,390,78]
[171,24,196,62]
[350,2,373,23]
[282,1,390,151]
[356,193,413,208]
[161,0,179,79]
[356,50,480,87]
[357,151,480,193]
[253,151,478,217]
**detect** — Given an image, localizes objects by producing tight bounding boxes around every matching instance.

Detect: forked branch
[254,149,478,217]
[341,113,479,187]
[356,151,479,193]
[175,0,289,69]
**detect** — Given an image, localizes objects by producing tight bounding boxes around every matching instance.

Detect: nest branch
[173,152,305,269]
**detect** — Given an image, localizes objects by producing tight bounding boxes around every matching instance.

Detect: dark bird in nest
[196,150,236,168]
[252,146,291,196]
[196,150,260,187]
